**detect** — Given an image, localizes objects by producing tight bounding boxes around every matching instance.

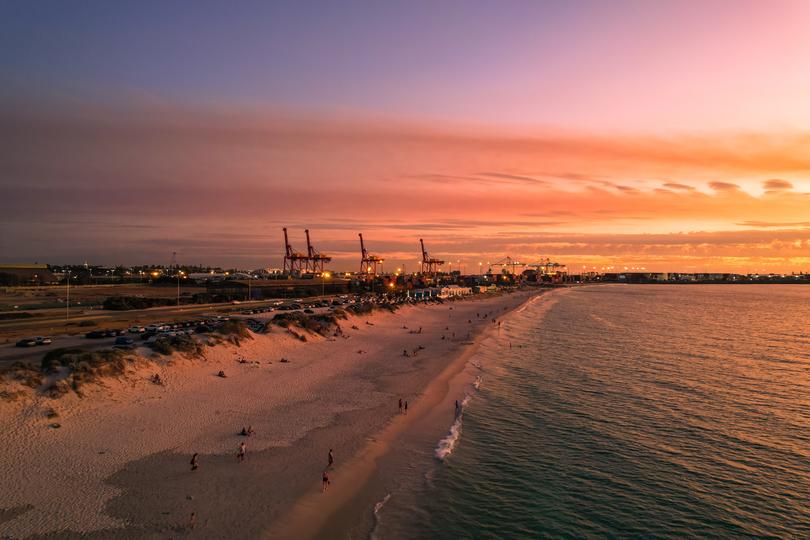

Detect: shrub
[102,296,175,311]
[0,312,35,320]
[148,334,204,357]
[216,320,251,339]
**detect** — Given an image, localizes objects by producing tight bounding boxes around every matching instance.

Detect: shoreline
[0,289,542,539]
[266,289,547,540]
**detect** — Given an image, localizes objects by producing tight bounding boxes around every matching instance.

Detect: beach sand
[0,289,540,539]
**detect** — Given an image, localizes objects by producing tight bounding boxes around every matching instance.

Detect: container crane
[305,229,331,274]
[359,233,384,276]
[490,256,524,275]
[282,228,308,276]
[420,238,445,276]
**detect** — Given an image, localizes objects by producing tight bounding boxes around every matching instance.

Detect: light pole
[65,271,70,321]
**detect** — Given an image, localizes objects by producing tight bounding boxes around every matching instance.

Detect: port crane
[420,238,445,276]
[489,256,524,275]
[525,258,568,279]
[305,229,331,274]
[282,228,309,275]
[359,233,384,276]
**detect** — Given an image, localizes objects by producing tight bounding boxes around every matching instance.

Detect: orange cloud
[3,102,810,271]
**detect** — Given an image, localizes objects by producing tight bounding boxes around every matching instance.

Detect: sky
[2,0,810,272]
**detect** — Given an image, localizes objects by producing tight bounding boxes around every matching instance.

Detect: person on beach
[328,449,334,468]
[404,401,408,414]
[190,453,199,471]
[322,470,331,492]
[237,442,246,463]
[188,512,196,530]
[398,398,403,413]
[455,400,460,417]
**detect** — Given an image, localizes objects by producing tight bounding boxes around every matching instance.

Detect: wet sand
[0,289,540,539]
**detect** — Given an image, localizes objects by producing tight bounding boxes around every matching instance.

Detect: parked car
[34,336,53,345]
[196,324,213,333]
[113,336,135,349]
[303,308,314,314]
[129,326,146,333]
[85,330,106,339]
[15,337,37,347]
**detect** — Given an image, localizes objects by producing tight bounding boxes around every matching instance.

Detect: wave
[435,395,472,461]
[369,493,392,540]
[473,375,483,390]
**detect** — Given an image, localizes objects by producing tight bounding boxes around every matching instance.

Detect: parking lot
[0,292,435,368]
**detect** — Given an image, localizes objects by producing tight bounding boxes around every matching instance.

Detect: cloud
[709,181,741,191]
[4,100,810,270]
[663,182,696,191]
[737,220,810,228]
[762,178,793,191]
[478,172,549,185]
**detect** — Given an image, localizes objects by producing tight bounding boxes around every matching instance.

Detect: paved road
[0,295,352,367]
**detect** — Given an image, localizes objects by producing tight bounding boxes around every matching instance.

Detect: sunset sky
[3,0,810,272]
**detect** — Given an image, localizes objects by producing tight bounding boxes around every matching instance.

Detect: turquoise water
[376,285,810,539]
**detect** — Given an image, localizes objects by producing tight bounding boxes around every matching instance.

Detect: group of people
[190,442,336,498]
[398,397,409,414]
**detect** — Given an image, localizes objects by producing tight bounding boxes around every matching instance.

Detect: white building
[439,285,472,298]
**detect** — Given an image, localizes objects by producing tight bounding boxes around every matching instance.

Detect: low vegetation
[102,296,175,310]
[148,334,205,357]
[0,312,36,320]
[40,347,133,397]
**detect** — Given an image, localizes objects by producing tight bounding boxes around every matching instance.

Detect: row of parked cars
[81,316,234,349]
[235,296,358,317]
[15,336,53,347]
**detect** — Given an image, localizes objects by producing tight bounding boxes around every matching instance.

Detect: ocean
[373,285,810,539]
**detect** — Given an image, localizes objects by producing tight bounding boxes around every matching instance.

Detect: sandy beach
[0,289,540,539]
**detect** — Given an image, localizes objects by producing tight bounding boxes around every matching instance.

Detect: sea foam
[369,493,392,540]
[435,395,472,461]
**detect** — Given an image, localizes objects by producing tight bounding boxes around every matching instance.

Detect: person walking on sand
[188,512,196,531]
[190,453,199,471]
[322,470,331,492]
[237,442,246,463]
[404,401,408,414]
[455,400,460,417]
[328,448,334,468]
[398,398,403,413]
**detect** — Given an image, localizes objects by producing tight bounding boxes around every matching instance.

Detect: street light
[322,271,331,297]
[177,270,185,307]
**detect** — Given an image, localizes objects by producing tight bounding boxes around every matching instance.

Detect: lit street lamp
[322,271,331,297]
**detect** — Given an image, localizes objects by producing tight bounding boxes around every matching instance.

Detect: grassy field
[0,283,207,311]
